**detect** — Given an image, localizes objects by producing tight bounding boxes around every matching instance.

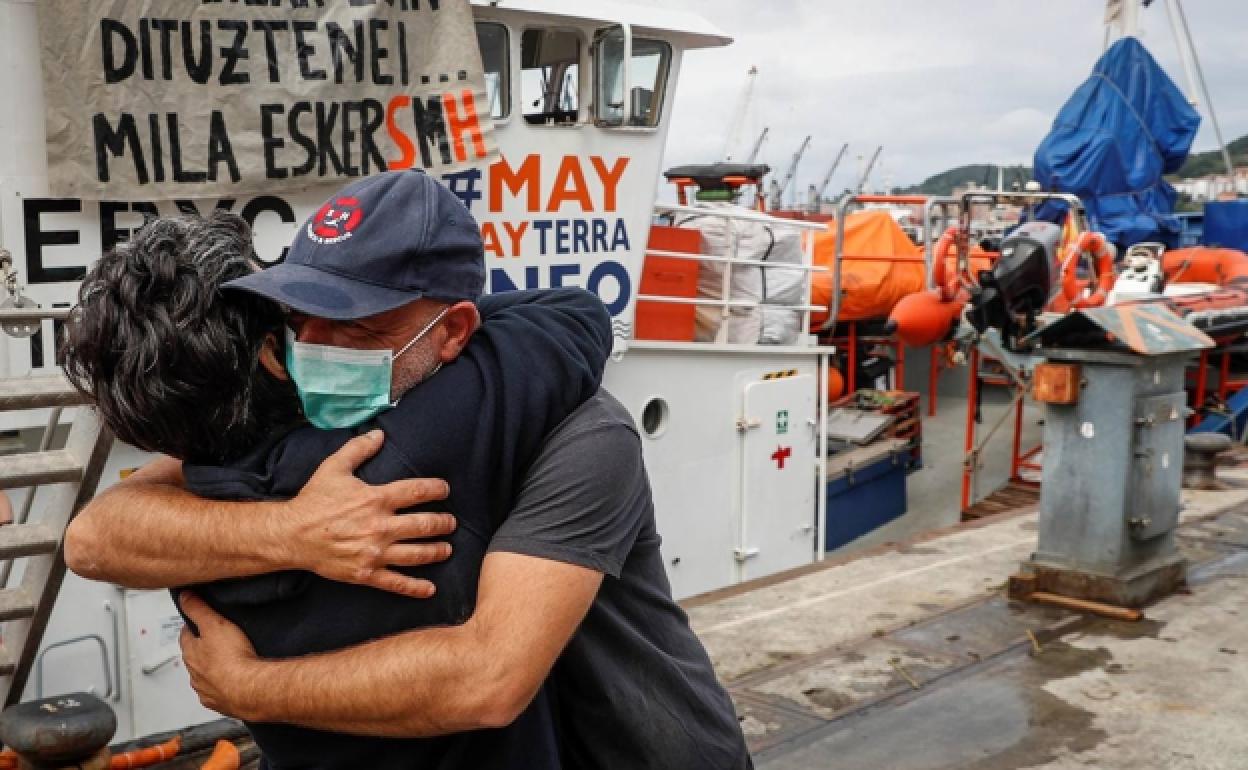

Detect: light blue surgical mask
[285,308,449,430]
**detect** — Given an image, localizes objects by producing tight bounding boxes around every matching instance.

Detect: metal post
[1220,350,1231,402]
[1192,350,1209,428]
[719,218,737,344]
[1010,391,1025,482]
[921,197,957,290]
[800,231,815,342]
[847,322,858,394]
[895,341,906,391]
[962,347,981,513]
[816,352,829,561]
[929,347,940,417]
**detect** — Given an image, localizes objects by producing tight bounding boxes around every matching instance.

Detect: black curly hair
[63,212,304,465]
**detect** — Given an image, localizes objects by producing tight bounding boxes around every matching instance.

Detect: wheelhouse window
[475,22,510,120]
[593,29,671,128]
[521,28,581,125]
[629,38,672,127]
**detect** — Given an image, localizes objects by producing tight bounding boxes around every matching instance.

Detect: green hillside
[896,165,1032,196]
[895,133,1248,195]
[1173,133,1248,178]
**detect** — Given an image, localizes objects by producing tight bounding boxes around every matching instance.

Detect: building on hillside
[1172,169,1248,201]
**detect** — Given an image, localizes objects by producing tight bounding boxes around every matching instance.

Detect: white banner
[38,0,496,200]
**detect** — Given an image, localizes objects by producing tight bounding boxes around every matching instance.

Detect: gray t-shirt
[489,391,750,770]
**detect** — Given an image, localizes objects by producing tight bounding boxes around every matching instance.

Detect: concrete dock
[689,476,1248,768]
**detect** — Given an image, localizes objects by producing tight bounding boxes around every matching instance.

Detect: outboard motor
[967,221,1062,349]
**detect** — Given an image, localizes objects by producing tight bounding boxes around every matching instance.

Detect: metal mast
[1106,0,1234,179]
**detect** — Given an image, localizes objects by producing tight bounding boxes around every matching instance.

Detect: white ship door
[738,374,817,582]
[123,590,219,736]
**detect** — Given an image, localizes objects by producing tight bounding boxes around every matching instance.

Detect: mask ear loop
[389,307,451,406]
[394,306,451,359]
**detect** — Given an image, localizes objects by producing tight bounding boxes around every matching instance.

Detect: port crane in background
[807,142,849,213]
[722,65,759,161]
[768,134,812,210]
[745,127,770,165]
[854,145,883,195]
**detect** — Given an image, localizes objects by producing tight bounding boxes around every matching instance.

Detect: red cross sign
[771,446,792,470]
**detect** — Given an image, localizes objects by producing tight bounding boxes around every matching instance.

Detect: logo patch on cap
[308,197,364,245]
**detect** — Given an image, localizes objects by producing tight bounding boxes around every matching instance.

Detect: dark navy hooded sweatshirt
[180,288,612,770]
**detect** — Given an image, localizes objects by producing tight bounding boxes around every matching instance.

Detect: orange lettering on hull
[490,155,541,212]
[547,156,592,212]
[590,156,629,212]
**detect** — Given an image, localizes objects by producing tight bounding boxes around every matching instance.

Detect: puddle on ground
[755,645,1112,770]
[959,641,1112,769]
[1090,617,1165,640]
[801,687,857,711]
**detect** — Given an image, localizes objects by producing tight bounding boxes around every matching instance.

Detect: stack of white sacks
[674,201,806,345]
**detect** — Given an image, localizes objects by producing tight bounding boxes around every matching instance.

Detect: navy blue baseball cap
[224,170,485,319]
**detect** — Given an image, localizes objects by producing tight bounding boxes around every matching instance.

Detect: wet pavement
[689,479,1248,769]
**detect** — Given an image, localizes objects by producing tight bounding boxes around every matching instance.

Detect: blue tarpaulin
[1033,37,1200,249]
[1203,200,1248,251]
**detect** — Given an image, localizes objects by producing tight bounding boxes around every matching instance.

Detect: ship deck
[687,474,1248,769]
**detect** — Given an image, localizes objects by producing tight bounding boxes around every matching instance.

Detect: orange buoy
[887,289,966,348]
[826,366,846,402]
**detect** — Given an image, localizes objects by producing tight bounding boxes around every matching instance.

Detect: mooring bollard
[1183,432,1233,490]
[0,693,116,769]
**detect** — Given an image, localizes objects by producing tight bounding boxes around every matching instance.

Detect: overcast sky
[635,0,1247,197]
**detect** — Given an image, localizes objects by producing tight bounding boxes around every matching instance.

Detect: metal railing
[648,203,832,345]
[921,196,959,290]
[823,194,929,332]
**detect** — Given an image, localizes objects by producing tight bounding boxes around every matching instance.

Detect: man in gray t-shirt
[490,392,749,768]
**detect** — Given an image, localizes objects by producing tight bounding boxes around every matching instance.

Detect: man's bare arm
[65,431,456,598]
[180,549,603,736]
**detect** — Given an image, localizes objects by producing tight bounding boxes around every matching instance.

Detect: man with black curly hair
[64,213,304,465]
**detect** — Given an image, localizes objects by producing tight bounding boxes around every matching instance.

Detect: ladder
[0,324,113,707]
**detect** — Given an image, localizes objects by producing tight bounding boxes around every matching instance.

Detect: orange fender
[1059,231,1117,309]
[110,737,182,769]
[199,740,241,770]
[887,288,967,348]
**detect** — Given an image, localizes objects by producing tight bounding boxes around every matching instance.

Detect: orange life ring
[1059,231,1117,309]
